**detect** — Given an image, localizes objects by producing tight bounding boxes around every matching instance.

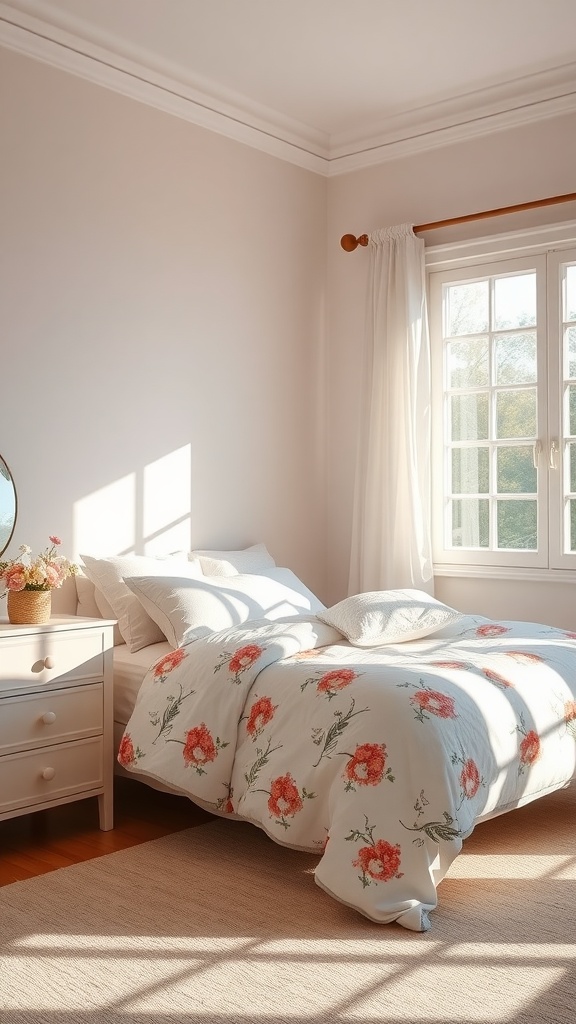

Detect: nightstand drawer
[0,630,104,694]
[0,616,114,830]
[0,737,104,815]
[0,683,103,755]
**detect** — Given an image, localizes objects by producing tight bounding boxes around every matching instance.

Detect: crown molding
[2,2,576,178]
[328,60,576,175]
[0,5,330,175]
[327,91,576,176]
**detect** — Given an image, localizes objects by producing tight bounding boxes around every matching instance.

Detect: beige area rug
[2,786,576,1024]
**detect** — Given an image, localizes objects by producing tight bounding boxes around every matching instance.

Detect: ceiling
[2,0,576,173]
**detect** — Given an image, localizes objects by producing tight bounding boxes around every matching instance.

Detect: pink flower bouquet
[0,536,78,595]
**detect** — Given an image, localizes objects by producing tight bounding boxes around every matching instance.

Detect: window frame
[426,221,576,580]
[548,248,576,569]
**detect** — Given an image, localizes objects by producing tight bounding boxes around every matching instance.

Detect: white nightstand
[0,615,115,830]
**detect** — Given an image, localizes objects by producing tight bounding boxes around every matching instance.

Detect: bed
[79,548,576,932]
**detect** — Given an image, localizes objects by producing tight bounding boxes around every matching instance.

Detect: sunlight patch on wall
[73,475,136,556]
[73,445,192,557]
[143,446,191,555]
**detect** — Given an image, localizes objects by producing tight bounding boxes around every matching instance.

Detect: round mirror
[0,455,17,556]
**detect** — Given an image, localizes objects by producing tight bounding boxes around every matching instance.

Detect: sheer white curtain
[348,224,433,595]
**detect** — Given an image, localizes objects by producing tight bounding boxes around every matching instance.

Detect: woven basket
[7,589,52,625]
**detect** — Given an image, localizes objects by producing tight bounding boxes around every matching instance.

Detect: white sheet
[113,641,172,726]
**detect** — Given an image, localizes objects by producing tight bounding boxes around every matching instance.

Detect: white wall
[326,113,576,624]
[0,49,328,600]
[4,46,576,627]
[434,576,576,632]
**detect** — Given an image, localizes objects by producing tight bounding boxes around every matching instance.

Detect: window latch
[549,439,559,469]
[533,440,542,468]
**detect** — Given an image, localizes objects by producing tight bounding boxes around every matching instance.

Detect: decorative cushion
[190,542,276,577]
[80,553,203,652]
[316,589,463,647]
[124,567,325,648]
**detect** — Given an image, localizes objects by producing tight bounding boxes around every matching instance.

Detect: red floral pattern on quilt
[119,612,576,933]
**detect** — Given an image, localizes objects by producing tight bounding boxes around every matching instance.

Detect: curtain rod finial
[340,233,369,252]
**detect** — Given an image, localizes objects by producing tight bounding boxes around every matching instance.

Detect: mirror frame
[0,455,17,557]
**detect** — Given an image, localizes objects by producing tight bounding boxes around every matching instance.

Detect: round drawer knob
[43,656,55,670]
[41,711,56,725]
[41,767,56,781]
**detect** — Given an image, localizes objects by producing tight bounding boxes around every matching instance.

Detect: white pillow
[316,589,463,647]
[190,542,276,577]
[124,567,325,648]
[75,573,124,646]
[75,573,103,619]
[80,553,203,652]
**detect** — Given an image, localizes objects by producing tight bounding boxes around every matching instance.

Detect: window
[428,233,576,575]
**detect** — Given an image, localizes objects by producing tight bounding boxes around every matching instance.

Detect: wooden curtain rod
[340,191,576,251]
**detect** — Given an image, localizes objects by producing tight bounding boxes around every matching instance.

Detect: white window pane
[566,327,576,379]
[570,444,576,493]
[452,447,489,493]
[568,384,576,436]
[446,281,488,336]
[570,499,576,552]
[495,332,537,385]
[566,265,576,322]
[450,393,489,441]
[493,273,536,330]
[496,389,537,439]
[496,500,537,549]
[451,498,489,547]
[496,446,537,494]
[447,337,489,388]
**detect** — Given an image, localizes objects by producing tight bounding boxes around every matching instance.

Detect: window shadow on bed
[388,623,576,832]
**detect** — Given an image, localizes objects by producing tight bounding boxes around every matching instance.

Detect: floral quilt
[118,613,576,931]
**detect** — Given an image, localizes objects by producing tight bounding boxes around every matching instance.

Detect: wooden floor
[0,777,216,886]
